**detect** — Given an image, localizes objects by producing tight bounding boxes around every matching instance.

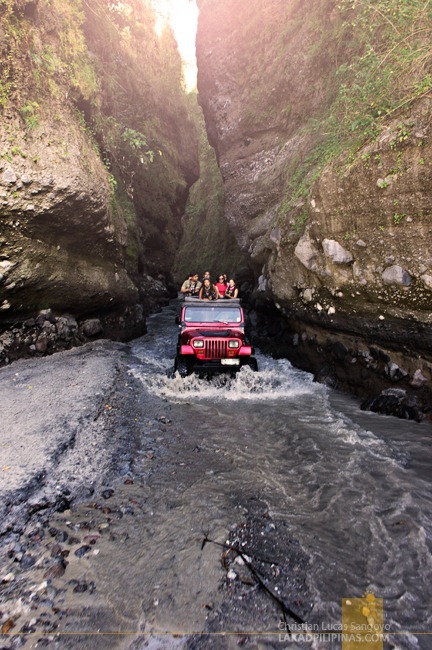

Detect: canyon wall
[196,0,432,415]
[0,0,198,362]
[174,96,251,288]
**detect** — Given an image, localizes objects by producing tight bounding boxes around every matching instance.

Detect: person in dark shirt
[199,278,219,300]
[224,278,238,299]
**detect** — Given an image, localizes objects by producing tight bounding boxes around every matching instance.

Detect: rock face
[0,0,198,357]
[0,113,137,317]
[173,100,251,287]
[196,0,432,414]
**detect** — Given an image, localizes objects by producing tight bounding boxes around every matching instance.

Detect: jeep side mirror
[175,316,180,325]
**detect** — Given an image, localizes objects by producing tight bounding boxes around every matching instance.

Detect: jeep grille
[205,338,228,359]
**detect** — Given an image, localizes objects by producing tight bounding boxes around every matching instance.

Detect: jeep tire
[243,357,258,372]
[175,356,192,378]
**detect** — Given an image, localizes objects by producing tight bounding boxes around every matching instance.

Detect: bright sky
[152,0,199,91]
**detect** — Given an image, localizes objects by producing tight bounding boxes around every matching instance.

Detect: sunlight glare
[152,0,198,91]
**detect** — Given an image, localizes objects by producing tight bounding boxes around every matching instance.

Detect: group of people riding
[180,271,239,301]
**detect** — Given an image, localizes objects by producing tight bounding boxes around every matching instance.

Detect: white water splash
[130,348,320,401]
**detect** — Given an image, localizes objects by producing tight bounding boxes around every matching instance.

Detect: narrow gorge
[1,0,432,418]
[1,2,432,646]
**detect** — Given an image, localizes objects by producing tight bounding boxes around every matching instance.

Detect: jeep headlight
[193,339,205,348]
[228,340,240,349]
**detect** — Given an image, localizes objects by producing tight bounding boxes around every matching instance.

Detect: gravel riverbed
[0,340,141,540]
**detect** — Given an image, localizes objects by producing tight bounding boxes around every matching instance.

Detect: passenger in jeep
[180,273,201,297]
[224,278,238,299]
[199,278,220,300]
[215,275,228,298]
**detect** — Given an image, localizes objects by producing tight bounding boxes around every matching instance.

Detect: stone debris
[382,265,412,286]
[322,239,354,264]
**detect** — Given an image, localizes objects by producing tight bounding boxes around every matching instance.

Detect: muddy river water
[4,303,431,649]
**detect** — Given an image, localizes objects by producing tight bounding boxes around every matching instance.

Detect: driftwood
[201,532,304,630]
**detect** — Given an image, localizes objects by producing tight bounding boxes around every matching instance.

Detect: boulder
[294,234,320,271]
[382,265,412,286]
[361,389,422,421]
[322,239,354,264]
[420,273,432,290]
[81,319,103,337]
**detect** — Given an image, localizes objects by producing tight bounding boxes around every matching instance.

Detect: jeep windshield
[184,306,242,324]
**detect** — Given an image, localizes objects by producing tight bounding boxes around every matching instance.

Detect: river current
[113,302,432,649]
[29,302,430,650]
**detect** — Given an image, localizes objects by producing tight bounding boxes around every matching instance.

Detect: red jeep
[174,298,258,376]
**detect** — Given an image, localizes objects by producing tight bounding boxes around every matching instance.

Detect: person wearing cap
[180,273,201,297]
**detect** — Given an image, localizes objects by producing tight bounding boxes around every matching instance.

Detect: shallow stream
[111,302,431,648]
[17,302,431,650]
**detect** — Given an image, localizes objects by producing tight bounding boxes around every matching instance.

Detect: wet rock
[386,362,408,381]
[74,545,91,558]
[370,347,390,364]
[35,334,48,353]
[55,530,68,543]
[81,319,103,337]
[20,554,36,569]
[35,309,56,327]
[50,543,63,558]
[101,488,114,499]
[360,389,422,421]
[314,365,338,389]
[43,560,67,579]
[330,341,348,361]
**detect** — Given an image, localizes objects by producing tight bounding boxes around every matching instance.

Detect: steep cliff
[196,0,432,415]
[174,95,250,286]
[0,0,198,361]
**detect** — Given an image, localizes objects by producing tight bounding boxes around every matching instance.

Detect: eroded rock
[382,265,412,286]
[322,239,354,265]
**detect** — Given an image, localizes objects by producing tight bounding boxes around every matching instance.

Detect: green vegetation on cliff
[0,0,198,308]
[174,96,249,282]
[284,0,432,219]
[0,0,198,324]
